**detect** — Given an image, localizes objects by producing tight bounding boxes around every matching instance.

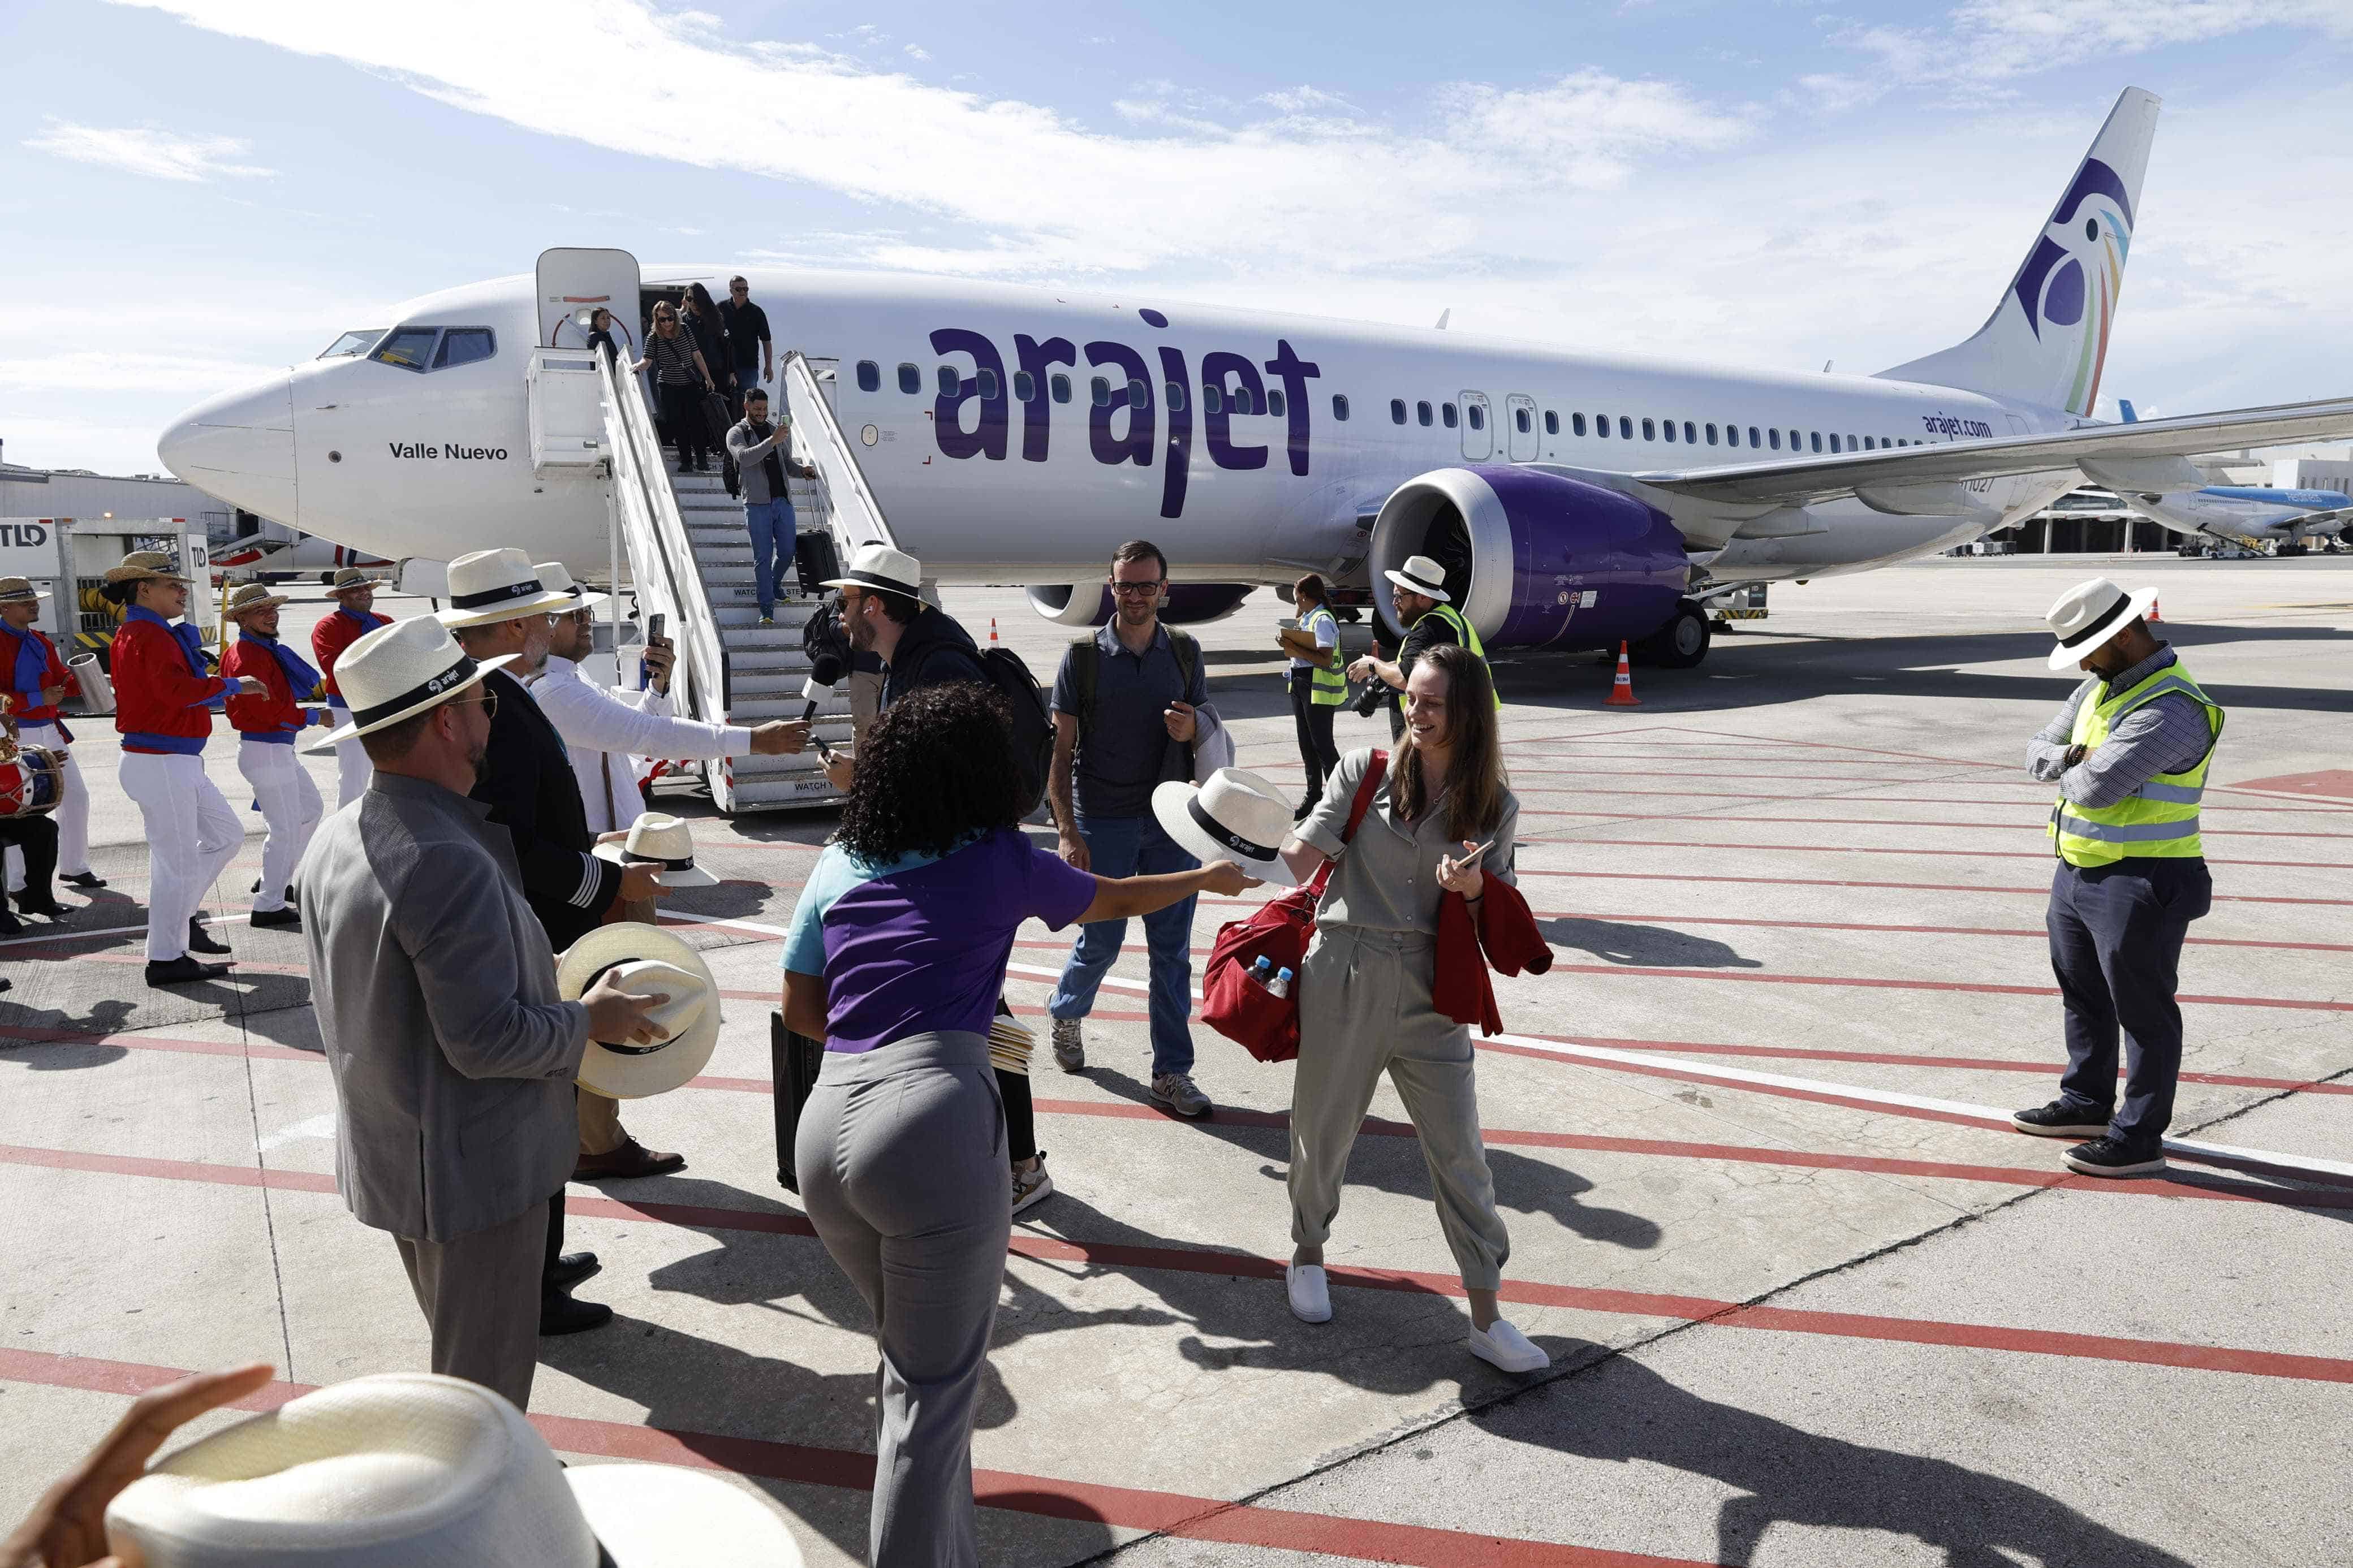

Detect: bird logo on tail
[2007,158,2134,416]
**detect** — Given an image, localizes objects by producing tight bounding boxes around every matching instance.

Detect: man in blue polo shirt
[1044,540,1214,1117]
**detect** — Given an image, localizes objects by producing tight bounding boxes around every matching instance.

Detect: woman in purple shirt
[781,683,1248,1568]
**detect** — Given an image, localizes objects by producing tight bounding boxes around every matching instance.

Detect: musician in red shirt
[222,584,330,930]
[0,575,98,892]
[311,568,392,807]
[102,551,264,986]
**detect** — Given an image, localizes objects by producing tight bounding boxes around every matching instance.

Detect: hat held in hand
[592,812,718,888]
[102,1371,804,1567]
[1152,767,1299,887]
[557,923,722,1098]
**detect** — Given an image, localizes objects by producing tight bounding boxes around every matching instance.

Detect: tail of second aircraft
[1876,87,2160,418]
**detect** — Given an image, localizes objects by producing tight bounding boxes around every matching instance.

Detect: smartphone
[647,612,666,645]
[1456,839,1497,866]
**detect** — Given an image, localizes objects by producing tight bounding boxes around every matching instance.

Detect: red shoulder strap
[1343,749,1387,844]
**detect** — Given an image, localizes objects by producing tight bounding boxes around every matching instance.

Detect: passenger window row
[854,357,1937,457]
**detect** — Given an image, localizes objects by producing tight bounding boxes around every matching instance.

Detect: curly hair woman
[779,681,1251,1568]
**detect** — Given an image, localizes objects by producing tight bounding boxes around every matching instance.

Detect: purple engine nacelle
[1367,466,1690,648]
[1027,581,1259,628]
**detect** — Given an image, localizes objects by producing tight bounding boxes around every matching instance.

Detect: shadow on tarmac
[1472,1347,2197,1567]
[1539,916,1762,969]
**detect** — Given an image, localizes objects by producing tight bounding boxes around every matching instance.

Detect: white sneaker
[1011,1154,1054,1216]
[1286,1263,1332,1323]
[1467,1318,1549,1374]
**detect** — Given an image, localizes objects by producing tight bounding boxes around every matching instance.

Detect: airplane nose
[158,374,298,525]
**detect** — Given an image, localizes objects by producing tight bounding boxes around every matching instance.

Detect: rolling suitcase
[770,1012,825,1192]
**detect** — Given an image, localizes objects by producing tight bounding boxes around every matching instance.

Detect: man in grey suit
[296,617,659,1407]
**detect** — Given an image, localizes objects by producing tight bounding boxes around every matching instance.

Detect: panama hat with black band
[821,543,923,598]
[1152,767,1298,887]
[533,559,612,615]
[2044,577,2161,672]
[303,617,512,752]
[434,548,580,629]
[555,923,723,1098]
[1383,554,1452,603]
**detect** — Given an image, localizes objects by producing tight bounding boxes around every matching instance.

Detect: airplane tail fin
[2118,399,2139,424]
[1876,88,2160,418]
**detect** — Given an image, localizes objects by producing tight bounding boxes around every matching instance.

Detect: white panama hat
[593,812,720,889]
[102,1372,803,1568]
[302,618,511,753]
[533,559,613,615]
[434,548,580,629]
[1152,767,1299,888]
[1383,554,1452,603]
[555,922,722,1099]
[2045,577,2161,671]
[820,543,923,597]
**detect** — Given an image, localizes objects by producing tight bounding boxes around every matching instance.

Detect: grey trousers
[1289,926,1511,1291]
[393,1198,548,1410]
[795,1031,1009,1568]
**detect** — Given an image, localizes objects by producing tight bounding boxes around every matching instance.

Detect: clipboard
[1277,626,1326,658]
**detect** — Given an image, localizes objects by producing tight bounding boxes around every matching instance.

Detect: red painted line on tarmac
[1512,836,2347,871]
[0,1023,319,1061]
[0,1348,1702,1568]
[1511,810,2353,840]
[1504,866,2353,907]
[11,1145,2350,1386]
[1498,781,2350,813]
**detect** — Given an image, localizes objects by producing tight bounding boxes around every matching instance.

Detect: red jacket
[221,637,312,740]
[311,606,389,702]
[1434,875,1553,1037]
[112,612,227,753]
[1,623,76,725]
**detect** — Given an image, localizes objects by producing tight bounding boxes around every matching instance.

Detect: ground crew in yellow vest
[1347,553,1496,746]
[1279,573,1347,818]
[2011,578,2223,1180]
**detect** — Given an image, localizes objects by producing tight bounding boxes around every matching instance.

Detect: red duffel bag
[1201,751,1385,1063]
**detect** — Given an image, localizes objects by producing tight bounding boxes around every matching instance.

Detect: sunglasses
[446,689,498,719]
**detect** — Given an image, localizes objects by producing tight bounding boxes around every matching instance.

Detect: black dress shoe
[12,894,67,918]
[538,1292,614,1336]
[146,956,232,986]
[250,908,302,931]
[546,1251,602,1291]
[0,912,20,937]
[60,871,106,889]
[187,919,232,955]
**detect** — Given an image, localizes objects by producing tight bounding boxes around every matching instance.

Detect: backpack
[1064,627,1203,786]
[969,643,1054,818]
[1200,751,1386,1064]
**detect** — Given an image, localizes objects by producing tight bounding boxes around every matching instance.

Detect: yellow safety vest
[1398,603,1501,711]
[1302,605,1347,707]
[2047,660,2223,869]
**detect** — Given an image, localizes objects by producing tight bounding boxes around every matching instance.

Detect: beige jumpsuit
[1288,746,1515,1291]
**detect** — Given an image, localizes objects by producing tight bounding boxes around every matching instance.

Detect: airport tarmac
[3,554,2350,1566]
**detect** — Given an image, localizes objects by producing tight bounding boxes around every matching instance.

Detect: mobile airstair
[524,336,899,812]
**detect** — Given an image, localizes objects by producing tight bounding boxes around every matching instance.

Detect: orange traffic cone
[2148,595,2161,623]
[989,617,1001,647]
[1605,641,1640,707]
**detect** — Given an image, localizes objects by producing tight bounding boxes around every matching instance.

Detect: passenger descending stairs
[666,464,849,809]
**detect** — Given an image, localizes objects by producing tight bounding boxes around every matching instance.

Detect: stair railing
[596,347,732,719]
[780,349,900,562]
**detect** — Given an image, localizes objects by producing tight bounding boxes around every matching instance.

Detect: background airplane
[2109,400,2352,552]
[159,87,2353,671]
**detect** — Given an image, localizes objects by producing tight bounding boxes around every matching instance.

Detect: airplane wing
[1627,395,2353,508]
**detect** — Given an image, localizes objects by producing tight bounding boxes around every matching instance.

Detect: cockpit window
[433,329,497,370]
[319,329,386,359]
[368,326,498,373]
[369,327,441,372]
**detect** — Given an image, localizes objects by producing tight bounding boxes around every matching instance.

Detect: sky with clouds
[3,0,2350,475]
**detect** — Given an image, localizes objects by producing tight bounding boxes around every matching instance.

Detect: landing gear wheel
[1635,600,1711,669]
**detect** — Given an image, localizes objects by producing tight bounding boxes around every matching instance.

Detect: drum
[0,746,65,819]
[68,654,114,716]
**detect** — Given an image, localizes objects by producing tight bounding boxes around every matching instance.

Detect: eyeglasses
[446,689,498,719]
[1109,580,1163,598]
[729,284,748,294]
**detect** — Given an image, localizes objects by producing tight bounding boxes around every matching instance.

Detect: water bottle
[1268,966,1294,1000]
[1249,956,1274,989]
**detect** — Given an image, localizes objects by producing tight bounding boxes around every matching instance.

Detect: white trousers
[236,738,321,913]
[119,751,240,962]
[326,707,373,807]
[5,720,89,889]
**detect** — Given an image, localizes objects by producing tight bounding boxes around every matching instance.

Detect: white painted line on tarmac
[0,913,256,949]
[257,1112,337,1154]
[670,915,2353,1192]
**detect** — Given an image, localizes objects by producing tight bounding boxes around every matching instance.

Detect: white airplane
[2105,402,2352,553]
[160,86,2353,668]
